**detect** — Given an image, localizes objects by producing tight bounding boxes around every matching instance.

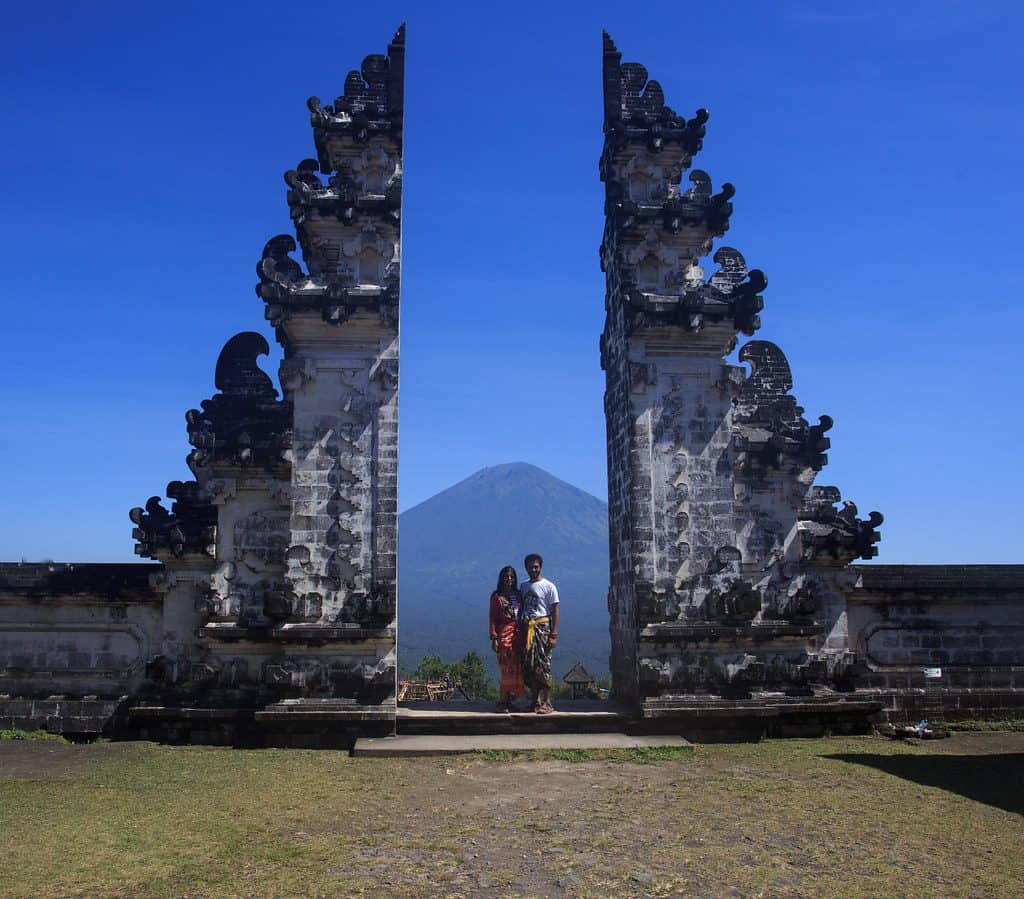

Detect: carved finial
[361,55,388,92]
[387,24,405,117]
[602,36,706,152]
[641,80,665,114]
[688,108,709,129]
[337,49,390,120]
[130,497,169,527]
[739,340,793,396]
[602,31,624,129]
[256,234,304,288]
[704,249,766,335]
[262,234,296,261]
[283,158,322,191]
[620,63,649,106]
[685,170,712,200]
[710,247,748,292]
[214,332,277,398]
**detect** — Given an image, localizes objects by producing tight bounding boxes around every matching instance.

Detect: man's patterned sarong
[523,616,552,690]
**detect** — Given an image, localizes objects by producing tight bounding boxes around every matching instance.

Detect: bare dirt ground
[1,733,1022,898]
[0,739,133,781]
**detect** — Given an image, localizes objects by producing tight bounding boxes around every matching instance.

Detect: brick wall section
[602,243,638,702]
[848,564,1024,717]
[0,564,162,719]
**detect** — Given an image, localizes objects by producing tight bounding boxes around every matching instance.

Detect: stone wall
[0,564,162,698]
[0,564,162,733]
[848,565,1024,721]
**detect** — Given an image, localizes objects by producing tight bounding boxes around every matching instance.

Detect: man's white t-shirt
[520,577,559,620]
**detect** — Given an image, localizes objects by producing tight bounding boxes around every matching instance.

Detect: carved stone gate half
[599,35,882,731]
[130,28,405,738]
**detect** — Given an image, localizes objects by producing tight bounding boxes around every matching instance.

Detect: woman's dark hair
[495,565,518,593]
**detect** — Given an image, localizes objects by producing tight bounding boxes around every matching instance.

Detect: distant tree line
[411,651,496,700]
[405,653,614,702]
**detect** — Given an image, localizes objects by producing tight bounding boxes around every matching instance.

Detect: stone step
[397,700,633,735]
[353,732,691,757]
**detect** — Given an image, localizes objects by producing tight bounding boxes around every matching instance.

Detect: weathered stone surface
[258,24,404,338]
[600,34,886,712]
[251,29,405,656]
[849,566,1024,670]
[0,564,161,706]
[118,27,405,723]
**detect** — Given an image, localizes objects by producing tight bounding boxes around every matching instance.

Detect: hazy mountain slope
[398,462,610,680]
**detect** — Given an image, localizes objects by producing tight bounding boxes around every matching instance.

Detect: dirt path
[0,740,134,781]
[320,732,1024,897]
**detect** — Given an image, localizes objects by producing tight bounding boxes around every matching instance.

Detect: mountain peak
[399,459,607,583]
[399,462,611,678]
[404,462,606,518]
[475,461,548,478]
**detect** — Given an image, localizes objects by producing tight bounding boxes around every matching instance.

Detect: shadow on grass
[826,753,1024,816]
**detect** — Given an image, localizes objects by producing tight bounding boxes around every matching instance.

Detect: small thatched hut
[562,661,596,699]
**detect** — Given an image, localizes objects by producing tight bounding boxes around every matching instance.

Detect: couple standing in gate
[488,553,560,714]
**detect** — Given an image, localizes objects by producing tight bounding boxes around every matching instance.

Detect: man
[520,553,560,714]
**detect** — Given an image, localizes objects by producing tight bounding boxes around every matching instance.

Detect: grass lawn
[1,732,1021,898]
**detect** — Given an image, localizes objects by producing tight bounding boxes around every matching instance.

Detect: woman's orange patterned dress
[489,591,525,699]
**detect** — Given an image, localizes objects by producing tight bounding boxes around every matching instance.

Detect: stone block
[988,669,1013,688]
[4,699,33,717]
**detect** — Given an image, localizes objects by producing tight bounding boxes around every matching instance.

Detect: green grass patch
[945,718,1024,732]
[1,728,68,743]
[1,735,1021,898]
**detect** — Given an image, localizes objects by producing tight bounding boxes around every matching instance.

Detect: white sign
[923,667,943,679]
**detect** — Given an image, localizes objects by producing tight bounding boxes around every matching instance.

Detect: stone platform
[354,732,690,757]
[0,694,887,746]
[397,699,630,735]
[641,694,884,742]
[397,696,884,743]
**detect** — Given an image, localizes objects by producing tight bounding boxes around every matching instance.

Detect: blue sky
[1,1,1021,563]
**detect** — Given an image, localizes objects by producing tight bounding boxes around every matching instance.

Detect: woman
[489,565,525,712]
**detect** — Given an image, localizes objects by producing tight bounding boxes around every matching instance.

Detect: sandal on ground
[535,704,555,716]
